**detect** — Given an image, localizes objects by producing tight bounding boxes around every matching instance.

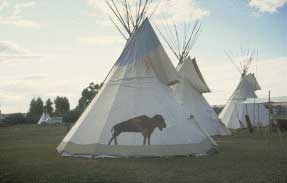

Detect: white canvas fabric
[238,96,287,127]
[237,101,269,128]
[172,57,230,136]
[219,73,263,129]
[57,19,216,157]
[176,57,210,93]
[37,112,51,125]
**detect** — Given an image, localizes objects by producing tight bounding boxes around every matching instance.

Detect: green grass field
[0,124,287,183]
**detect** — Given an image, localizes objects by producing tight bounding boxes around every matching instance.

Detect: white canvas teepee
[219,73,263,129]
[158,21,230,136]
[219,49,268,129]
[37,110,51,125]
[57,19,216,157]
[173,57,231,136]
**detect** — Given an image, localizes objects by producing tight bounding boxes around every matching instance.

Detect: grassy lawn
[0,124,287,183]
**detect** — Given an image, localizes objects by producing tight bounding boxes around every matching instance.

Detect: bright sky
[0,0,286,113]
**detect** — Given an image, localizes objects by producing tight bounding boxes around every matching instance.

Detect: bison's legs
[142,131,150,146]
[108,136,114,145]
[148,133,151,145]
[143,136,147,145]
[108,133,119,145]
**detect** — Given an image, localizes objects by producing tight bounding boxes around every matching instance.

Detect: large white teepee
[219,73,263,129]
[173,57,231,136]
[37,111,51,125]
[57,19,216,157]
[158,21,230,136]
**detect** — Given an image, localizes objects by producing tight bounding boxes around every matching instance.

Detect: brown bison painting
[108,115,167,145]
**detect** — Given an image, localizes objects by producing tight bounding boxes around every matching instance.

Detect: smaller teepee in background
[158,21,230,136]
[38,108,51,125]
[219,49,268,129]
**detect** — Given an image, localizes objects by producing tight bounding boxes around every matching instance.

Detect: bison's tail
[111,126,114,133]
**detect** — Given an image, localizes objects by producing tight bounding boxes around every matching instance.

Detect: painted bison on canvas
[108,115,167,145]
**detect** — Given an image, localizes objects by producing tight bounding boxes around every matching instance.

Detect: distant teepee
[37,108,51,125]
[158,21,230,136]
[57,0,216,158]
[219,49,267,129]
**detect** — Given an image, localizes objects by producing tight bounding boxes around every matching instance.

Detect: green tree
[54,97,70,117]
[63,82,102,123]
[2,113,27,124]
[45,98,53,116]
[63,108,82,123]
[78,82,102,113]
[26,97,44,123]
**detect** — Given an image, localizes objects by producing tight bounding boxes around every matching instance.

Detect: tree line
[26,96,70,123]
[63,82,102,123]
[0,82,102,124]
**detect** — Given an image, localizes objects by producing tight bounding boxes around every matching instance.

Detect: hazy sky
[0,0,286,113]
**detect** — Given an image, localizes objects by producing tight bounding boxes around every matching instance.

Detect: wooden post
[245,115,253,133]
[268,91,272,132]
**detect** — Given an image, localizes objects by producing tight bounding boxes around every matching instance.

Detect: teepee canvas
[219,74,262,129]
[239,98,269,128]
[240,96,287,128]
[174,57,231,136]
[57,1,216,157]
[158,21,230,136]
[38,110,51,125]
[219,50,265,129]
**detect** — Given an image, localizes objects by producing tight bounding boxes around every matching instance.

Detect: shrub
[1,113,27,124]
[63,109,82,123]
